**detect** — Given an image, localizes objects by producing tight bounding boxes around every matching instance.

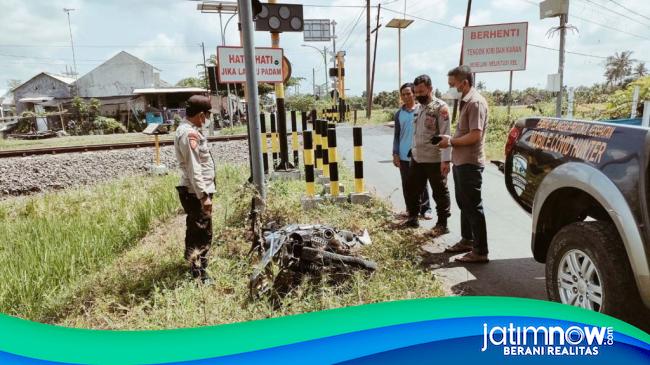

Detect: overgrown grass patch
[0,174,180,321]
[49,165,444,330]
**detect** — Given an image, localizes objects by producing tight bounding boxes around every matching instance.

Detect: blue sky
[1,0,649,97]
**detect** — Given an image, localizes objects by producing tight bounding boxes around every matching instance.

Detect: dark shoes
[429,223,449,238]
[444,239,474,253]
[401,218,420,229]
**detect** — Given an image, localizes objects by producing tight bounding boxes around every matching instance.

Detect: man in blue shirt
[392,82,432,219]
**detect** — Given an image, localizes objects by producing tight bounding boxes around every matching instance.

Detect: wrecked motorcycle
[249,224,377,298]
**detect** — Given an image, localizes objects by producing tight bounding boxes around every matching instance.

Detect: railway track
[0,134,249,158]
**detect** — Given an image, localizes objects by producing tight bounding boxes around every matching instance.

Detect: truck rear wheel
[546,221,639,318]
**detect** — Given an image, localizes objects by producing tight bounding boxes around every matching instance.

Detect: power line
[0,44,201,48]
[519,0,650,41]
[577,0,650,29]
[383,6,634,61]
[571,14,650,41]
[0,52,198,64]
[340,8,366,49]
[383,7,461,30]
[607,0,650,23]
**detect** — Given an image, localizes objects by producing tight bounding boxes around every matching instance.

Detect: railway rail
[0,134,249,158]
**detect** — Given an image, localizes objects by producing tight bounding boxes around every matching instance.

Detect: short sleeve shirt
[452,88,489,166]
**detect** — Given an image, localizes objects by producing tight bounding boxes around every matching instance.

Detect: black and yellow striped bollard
[291,110,299,167]
[270,112,279,168]
[350,126,371,204]
[314,117,323,172]
[260,112,269,174]
[301,111,308,132]
[320,120,330,180]
[327,126,341,198]
[303,131,316,197]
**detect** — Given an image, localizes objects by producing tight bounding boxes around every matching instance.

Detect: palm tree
[634,62,648,78]
[604,51,636,87]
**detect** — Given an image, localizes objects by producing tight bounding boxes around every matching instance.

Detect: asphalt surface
[336,124,547,300]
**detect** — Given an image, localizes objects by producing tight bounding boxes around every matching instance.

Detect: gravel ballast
[0,141,250,197]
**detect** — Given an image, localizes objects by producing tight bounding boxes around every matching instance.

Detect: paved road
[336,124,546,300]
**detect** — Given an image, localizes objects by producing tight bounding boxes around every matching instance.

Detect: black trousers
[453,164,488,255]
[399,160,431,215]
[405,159,451,223]
[176,186,213,278]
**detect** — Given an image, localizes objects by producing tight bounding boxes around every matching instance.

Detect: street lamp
[196,1,238,125]
[386,18,413,91]
[301,44,329,97]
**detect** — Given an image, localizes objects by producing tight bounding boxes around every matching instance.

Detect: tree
[634,62,648,79]
[604,50,636,87]
[6,79,22,90]
[372,90,399,109]
[176,77,205,88]
[604,76,650,119]
[476,81,486,91]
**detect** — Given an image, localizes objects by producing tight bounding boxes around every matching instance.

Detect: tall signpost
[236,0,265,198]
[540,0,570,118]
[461,22,528,118]
[254,1,304,172]
[386,18,413,92]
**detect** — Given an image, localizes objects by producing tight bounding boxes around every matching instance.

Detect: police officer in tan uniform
[174,95,216,282]
[403,74,452,235]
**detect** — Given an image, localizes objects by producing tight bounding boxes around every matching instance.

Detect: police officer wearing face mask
[402,74,451,237]
[437,65,490,264]
[174,95,216,282]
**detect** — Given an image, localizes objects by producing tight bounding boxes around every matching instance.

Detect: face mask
[446,87,462,99]
[415,95,429,104]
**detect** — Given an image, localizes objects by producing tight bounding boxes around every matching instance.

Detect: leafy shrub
[92,116,127,134]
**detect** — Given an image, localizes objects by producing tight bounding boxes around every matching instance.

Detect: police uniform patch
[188,132,199,150]
[440,106,449,120]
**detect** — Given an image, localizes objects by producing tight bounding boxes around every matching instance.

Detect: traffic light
[252,0,263,19]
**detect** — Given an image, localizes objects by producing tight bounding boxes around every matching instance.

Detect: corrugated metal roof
[44,73,75,85]
[133,87,207,94]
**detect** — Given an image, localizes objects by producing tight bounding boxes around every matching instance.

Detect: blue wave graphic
[1,316,647,364]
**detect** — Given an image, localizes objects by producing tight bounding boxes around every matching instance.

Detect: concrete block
[322,183,345,196]
[301,195,324,210]
[148,164,169,176]
[324,194,349,204]
[317,175,330,184]
[270,169,301,181]
[350,192,372,205]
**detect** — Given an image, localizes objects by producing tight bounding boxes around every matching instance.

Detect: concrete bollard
[260,112,269,174]
[320,120,330,181]
[270,112,279,168]
[350,126,371,204]
[291,110,300,167]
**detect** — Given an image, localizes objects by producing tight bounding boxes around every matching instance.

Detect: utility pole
[269,0,293,170]
[331,20,337,69]
[237,0,265,199]
[365,0,371,118]
[556,13,567,118]
[452,0,472,123]
[63,8,78,81]
[369,4,381,114]
[312,67,316,97]
[201,42,208,90]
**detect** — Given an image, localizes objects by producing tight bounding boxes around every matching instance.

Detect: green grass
[218,124,248,136]
[0,164,445,329]
[0,174,181,321]
[0,133,176,151]
[353,109,394,126]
